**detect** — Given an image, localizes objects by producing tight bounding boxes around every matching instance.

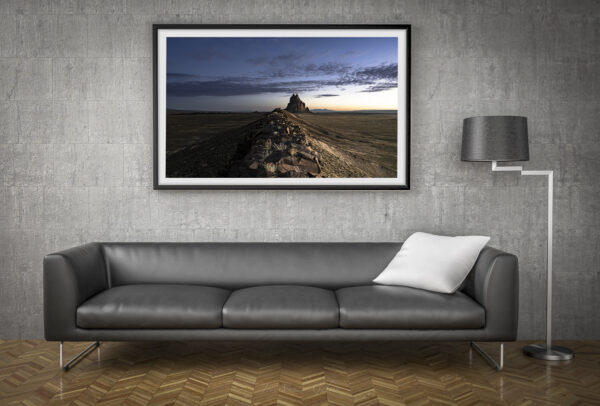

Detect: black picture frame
[153,24,411,190]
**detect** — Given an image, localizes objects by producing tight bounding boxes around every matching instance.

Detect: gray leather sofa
[44,242,518,369]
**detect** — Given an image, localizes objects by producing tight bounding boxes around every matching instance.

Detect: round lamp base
[523,344,574,360]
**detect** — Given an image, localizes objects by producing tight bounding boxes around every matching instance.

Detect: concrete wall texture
[0,0,599,340]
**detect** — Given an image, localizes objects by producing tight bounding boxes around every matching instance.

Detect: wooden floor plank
[0,341,598,405]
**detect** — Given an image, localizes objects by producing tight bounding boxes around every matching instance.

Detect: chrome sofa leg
[60,341,100,371]
[471,342,503,371]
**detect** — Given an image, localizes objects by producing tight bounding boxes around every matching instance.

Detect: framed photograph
[153,24,410,189]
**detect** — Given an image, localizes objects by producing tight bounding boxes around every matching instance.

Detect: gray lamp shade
[461,116,529,162]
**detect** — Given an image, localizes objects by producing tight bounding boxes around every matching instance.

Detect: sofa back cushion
[102,243,402,289]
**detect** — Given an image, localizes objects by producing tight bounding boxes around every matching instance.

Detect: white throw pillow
[373,232,490,294]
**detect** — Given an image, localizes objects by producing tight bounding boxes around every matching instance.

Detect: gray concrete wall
[1,0,598,339]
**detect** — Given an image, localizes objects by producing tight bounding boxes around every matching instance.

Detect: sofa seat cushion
[336,285,485,329]
[77,284,231,329]
[222,285,339,329]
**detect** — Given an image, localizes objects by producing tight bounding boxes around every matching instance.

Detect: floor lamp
[461,116,574,361]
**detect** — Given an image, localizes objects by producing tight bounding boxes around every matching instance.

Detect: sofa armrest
[43,243,108,341]
[462,246,519,341]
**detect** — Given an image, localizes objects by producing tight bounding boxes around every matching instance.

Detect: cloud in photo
[166,36,398,111]
[168,62,398,97]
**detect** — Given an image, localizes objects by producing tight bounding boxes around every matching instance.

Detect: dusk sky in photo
[166,37,398,112]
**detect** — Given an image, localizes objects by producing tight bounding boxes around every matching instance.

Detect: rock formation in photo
[228,109,322,178]
[285,93,311,113]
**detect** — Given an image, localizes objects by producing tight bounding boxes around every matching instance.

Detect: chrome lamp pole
[461,116,573,361]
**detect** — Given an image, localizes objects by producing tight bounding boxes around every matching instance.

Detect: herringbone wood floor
[0,340,598,405]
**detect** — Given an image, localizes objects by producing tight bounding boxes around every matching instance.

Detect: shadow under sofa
[44,242,518,370]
